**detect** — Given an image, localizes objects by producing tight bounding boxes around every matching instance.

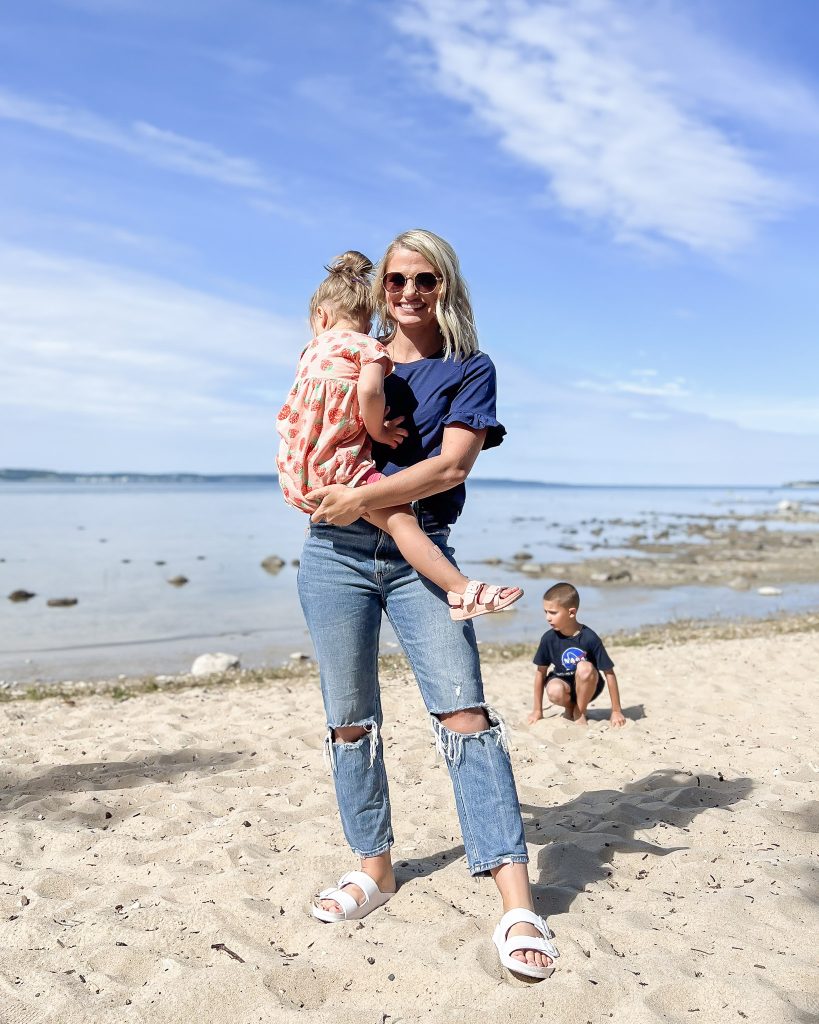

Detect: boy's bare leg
[572,663,599,725]
[545,678,576,721]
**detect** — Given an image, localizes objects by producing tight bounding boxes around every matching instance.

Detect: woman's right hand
[308,484,367,526]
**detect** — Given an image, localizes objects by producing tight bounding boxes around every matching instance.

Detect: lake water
[2,480,818,683]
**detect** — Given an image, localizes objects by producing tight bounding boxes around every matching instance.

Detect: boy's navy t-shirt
[533,625,614,680]
[373,349,505,531]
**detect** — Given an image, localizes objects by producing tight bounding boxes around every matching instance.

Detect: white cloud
[0,245,304,430]
[0,87,275,192]
[394,0,809,252]
[673,394,819,437]
[578,374,689,399]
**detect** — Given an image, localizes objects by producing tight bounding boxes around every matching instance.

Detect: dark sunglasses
[382,271,441,294]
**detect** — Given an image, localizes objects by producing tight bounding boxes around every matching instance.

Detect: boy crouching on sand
[528,581,626,728]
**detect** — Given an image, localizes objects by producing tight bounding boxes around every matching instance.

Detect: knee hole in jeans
[436,706,490,734]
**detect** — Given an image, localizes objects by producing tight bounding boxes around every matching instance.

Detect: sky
[1,0,818,485]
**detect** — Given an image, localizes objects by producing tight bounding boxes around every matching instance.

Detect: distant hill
[0,468,277,484]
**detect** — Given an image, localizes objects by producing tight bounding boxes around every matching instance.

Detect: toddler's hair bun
[325,250,373,282]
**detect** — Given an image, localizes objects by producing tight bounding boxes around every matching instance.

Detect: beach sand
[1,626,817,1023]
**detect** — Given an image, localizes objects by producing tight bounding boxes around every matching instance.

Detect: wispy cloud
[0,245,304,430]
[578,371,689,399]
[0,87,275,192]
[394,0,811,253]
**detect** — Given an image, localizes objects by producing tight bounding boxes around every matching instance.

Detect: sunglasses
[382,271,441,294]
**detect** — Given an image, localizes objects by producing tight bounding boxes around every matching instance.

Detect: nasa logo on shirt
[561,647,586,670]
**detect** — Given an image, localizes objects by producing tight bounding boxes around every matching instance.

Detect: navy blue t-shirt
[372,349,506,531]
[532,625,614,680]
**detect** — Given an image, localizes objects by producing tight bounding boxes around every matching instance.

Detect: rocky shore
[496,503,819,590]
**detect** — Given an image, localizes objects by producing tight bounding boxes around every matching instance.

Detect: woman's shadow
[395,769,751,904]
[522,768,753,916]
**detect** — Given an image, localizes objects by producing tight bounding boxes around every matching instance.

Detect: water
[1,480,817,683]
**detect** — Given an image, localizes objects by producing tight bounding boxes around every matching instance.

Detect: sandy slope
[0,629,817,1024]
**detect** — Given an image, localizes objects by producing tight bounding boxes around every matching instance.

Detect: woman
[300,229,559,979]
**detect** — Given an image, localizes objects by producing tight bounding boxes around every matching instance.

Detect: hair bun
[325,250,373,281]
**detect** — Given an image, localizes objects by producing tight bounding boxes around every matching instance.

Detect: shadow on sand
[523,768,753,916]
[0,748,245,820]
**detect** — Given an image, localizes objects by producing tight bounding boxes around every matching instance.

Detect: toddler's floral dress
[276,330,393,513]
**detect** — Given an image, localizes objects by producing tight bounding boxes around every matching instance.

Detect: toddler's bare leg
[364,505,469,594]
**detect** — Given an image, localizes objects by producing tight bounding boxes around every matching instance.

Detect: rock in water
[8,590,36,602]
[47,597,78,607]
[191,653,240,676]
[260,555,286,574]
[167,575,189,587]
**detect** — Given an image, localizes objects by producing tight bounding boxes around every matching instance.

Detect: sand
[1,626,817,1023]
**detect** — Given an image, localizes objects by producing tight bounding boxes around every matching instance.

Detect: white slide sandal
[492,908,560,980]
[311,870,394,923]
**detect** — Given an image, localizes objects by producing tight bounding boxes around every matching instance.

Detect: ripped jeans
[297,519,528,876]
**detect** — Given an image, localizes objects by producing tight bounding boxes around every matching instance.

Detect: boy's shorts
[547,672,605,704]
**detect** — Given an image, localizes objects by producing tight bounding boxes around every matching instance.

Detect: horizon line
[0,468,803,489]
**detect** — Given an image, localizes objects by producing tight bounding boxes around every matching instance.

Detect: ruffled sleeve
[442,353,506,449]
[355,336,393,377]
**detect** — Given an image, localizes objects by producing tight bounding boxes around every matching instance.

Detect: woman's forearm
[308,425,487,525]
[359,425,486,512]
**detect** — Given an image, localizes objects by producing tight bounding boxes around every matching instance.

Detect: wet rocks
[8,590,36,602]
[261,555,286,575]
[191,652,240,676]
[728,576,752,591]
[167,575,189,587]
[47,597,78,607]
[590,569,633,583]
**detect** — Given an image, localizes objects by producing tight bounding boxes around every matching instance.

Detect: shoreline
[4,607,817,702]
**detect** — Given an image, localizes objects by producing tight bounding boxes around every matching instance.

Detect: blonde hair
[309,250,374,326]
[373,229,479,360]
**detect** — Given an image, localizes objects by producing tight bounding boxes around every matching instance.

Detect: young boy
[528,581,626,727]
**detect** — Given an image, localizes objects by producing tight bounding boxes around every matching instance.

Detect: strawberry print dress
[276,330,393,512]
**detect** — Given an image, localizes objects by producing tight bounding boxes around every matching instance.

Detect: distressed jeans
[297,519,528,875]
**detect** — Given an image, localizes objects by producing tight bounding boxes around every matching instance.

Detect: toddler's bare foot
[573,708,588,725]
[562,702,576,721]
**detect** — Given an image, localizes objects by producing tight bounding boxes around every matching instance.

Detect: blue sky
[1,0,817,484]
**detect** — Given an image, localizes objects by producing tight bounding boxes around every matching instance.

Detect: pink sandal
[447,580,523,621]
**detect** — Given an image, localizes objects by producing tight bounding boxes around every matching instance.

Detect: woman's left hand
[308,484,366,526]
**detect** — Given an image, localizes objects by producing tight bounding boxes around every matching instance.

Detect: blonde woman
[300,229,559,979]
[277,250,523,620]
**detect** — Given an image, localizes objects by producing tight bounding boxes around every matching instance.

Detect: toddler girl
[276,251,522,620]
